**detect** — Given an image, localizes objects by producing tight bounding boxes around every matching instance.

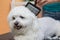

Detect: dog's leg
[35,30,44,40]
[14,32,44,40]
[56,30,60,40]
[14,35,41,40]
[55,22,60,40]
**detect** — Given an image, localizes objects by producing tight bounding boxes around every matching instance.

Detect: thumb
[36,0,47,7]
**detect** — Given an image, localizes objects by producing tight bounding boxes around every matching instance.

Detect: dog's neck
[32,19,40,31]
[23,19,40,35]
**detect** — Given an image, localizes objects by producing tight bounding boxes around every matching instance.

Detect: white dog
[7,6,60,40]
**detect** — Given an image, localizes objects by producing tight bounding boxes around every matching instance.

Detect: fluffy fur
[7,6,60,40]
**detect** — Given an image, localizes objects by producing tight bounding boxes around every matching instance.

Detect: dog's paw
[51,36,60,40]
[14,36,24,40]
[14,36,35,40]
[44,36,60,40]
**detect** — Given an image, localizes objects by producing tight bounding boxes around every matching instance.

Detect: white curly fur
[8,6,60,40]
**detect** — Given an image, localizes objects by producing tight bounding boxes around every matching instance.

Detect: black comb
[25,2,41,16]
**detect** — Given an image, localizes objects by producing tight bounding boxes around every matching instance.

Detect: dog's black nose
[14,21,19,26]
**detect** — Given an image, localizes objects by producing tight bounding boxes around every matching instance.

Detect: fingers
[36,0,47,7]
[38,0,47,6]
[37,0,42,3]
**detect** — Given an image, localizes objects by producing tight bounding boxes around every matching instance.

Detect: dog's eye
[12,17,15,20]
[20,16,25,19]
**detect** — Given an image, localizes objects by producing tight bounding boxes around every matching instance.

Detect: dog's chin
[14,25,23,30]
[12,25,27,35]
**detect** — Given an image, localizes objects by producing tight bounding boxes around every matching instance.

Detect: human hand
[35,0,47,8]
[35,0,59,8]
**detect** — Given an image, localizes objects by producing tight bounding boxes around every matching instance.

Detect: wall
[0,0,11,35]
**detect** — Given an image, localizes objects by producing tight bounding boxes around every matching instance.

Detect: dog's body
[38,17,60,39]
[8,6,60,40]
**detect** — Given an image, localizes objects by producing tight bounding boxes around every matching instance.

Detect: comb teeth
[25,2,41,16]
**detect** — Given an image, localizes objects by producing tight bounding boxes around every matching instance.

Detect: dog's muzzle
[14,22,23,30]
[14,25,23,30]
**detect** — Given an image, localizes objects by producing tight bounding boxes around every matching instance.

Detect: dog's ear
[30,14,38,22]
[7,9,13,23]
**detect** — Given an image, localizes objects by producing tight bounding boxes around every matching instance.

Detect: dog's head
[8,6,37,35]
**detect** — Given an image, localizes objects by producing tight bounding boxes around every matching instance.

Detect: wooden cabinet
[0,0,11,35]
